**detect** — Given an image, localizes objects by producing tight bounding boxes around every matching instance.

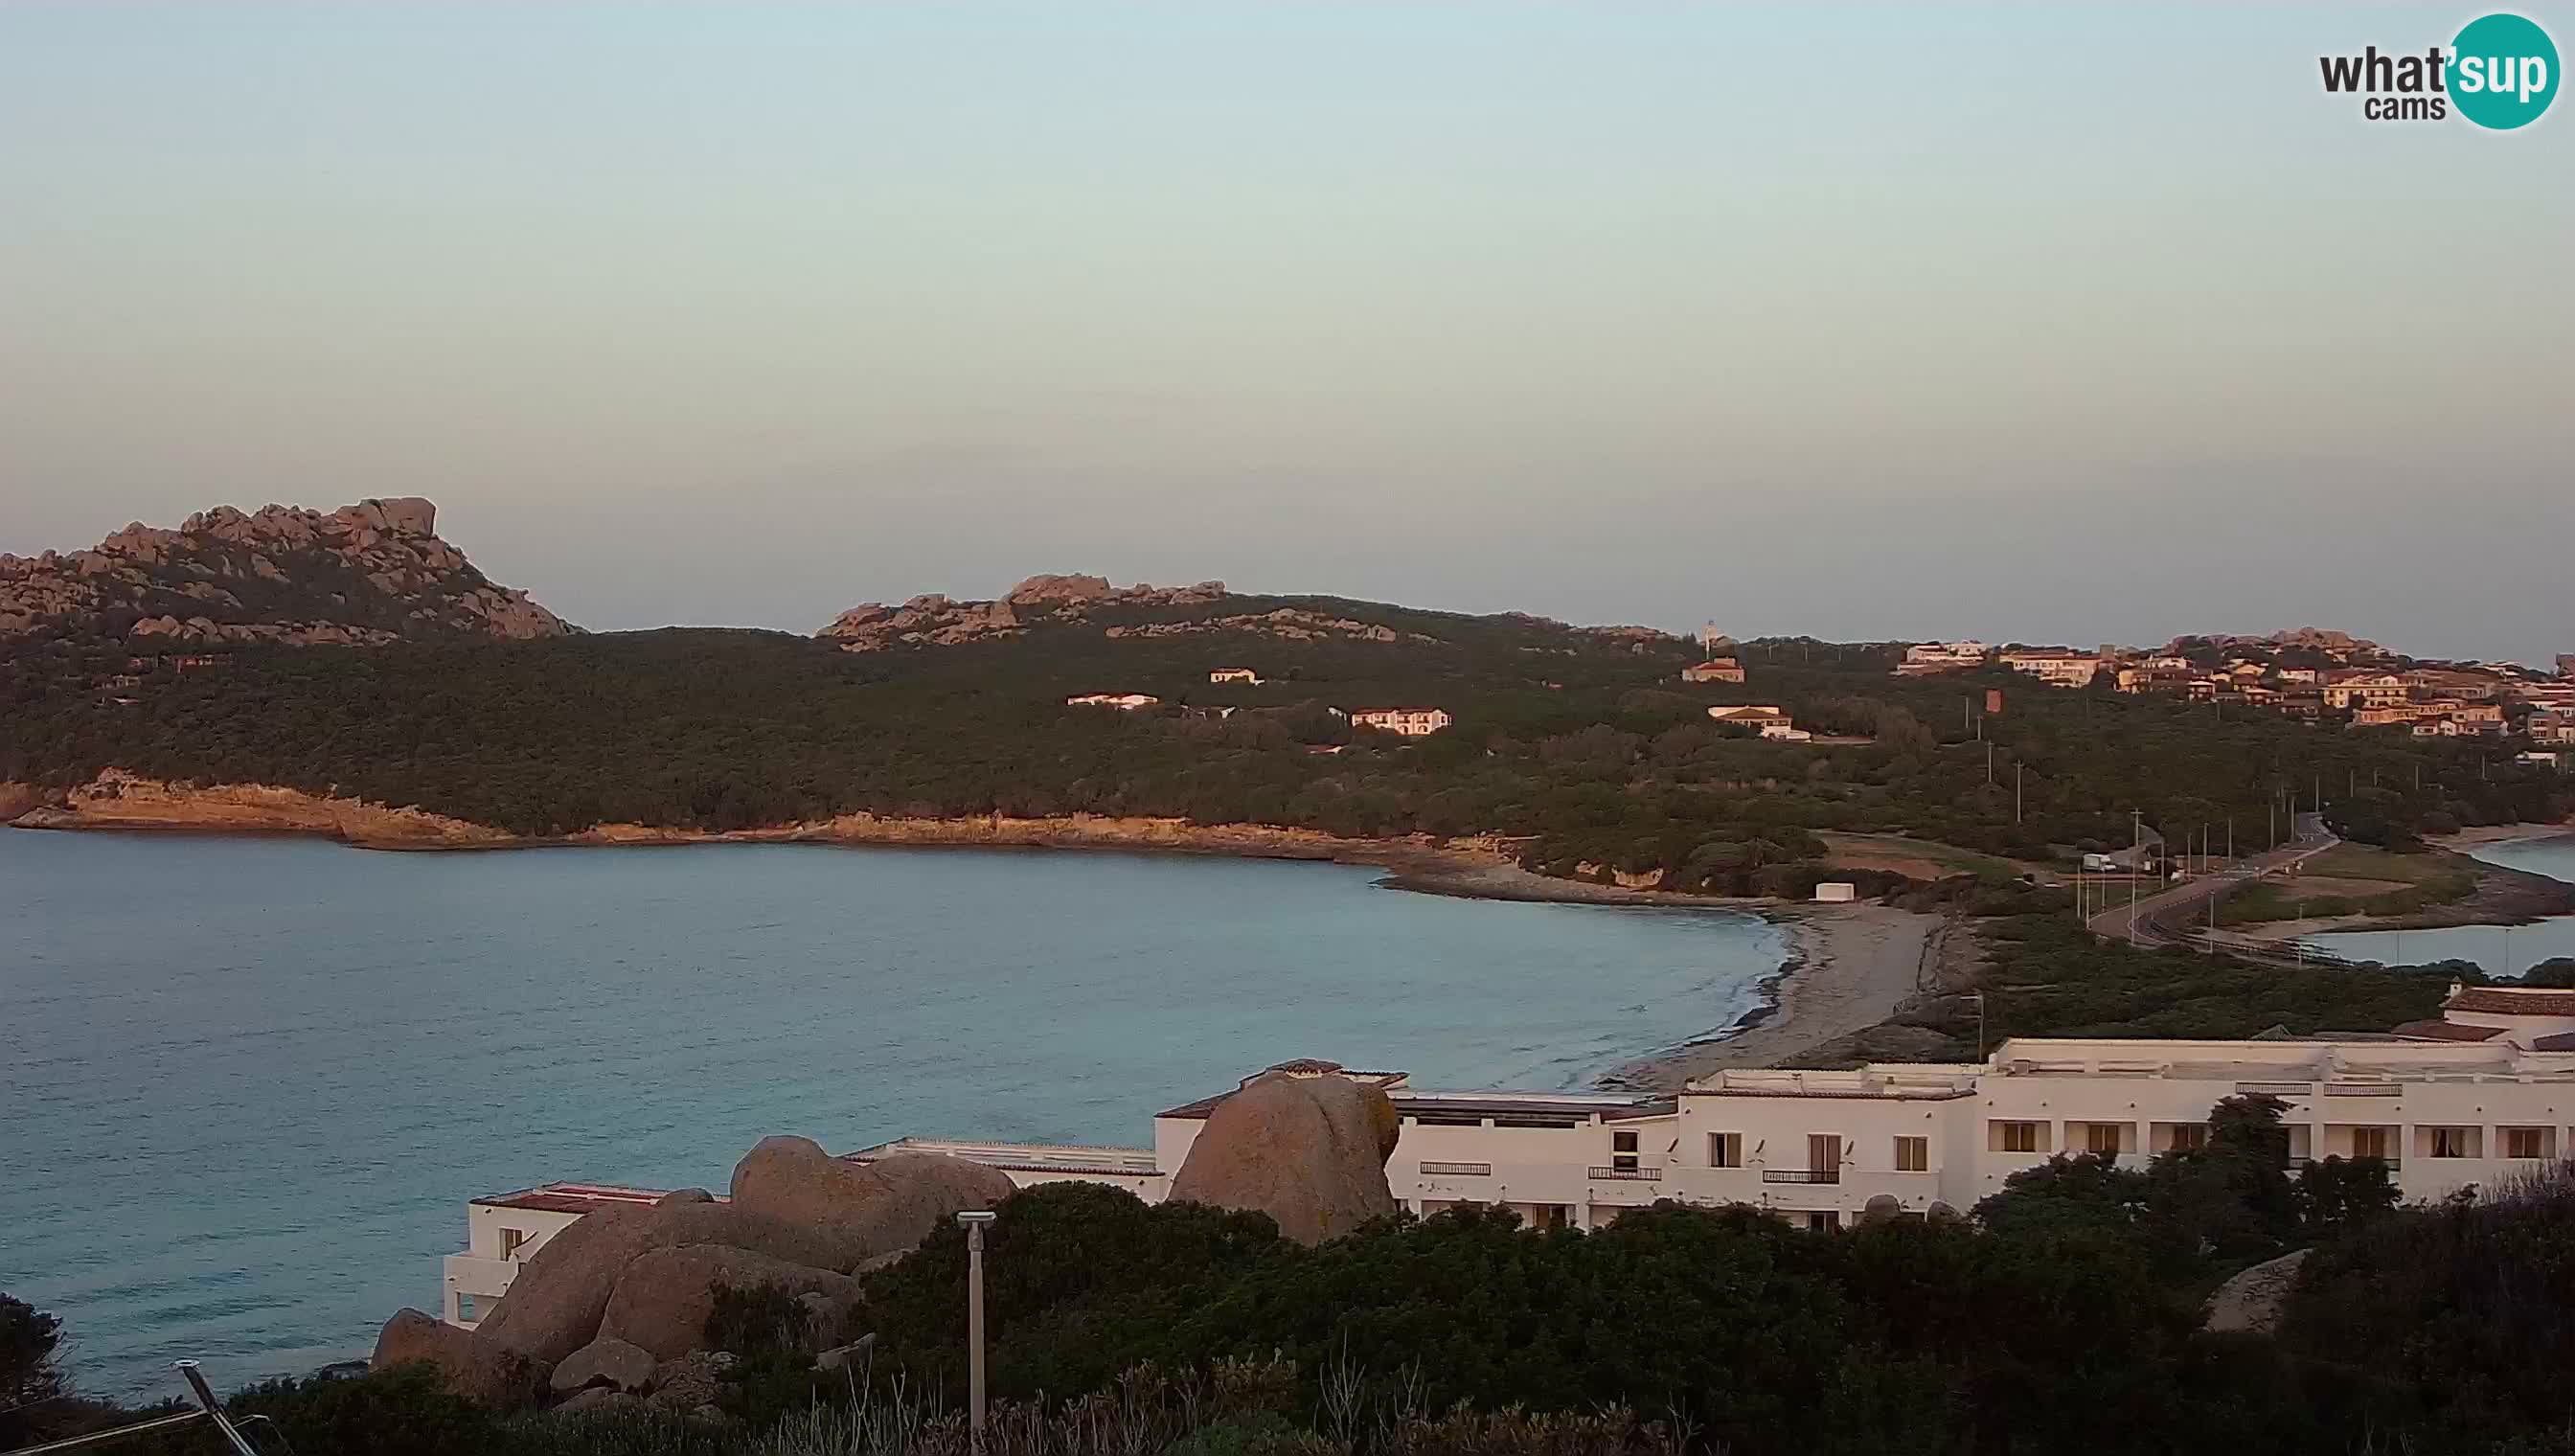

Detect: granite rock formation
[370,1308,546,1409]
[727,1137,1018,1269]
[1165,1064,1401,1244]
[817,575,1227,651]
[0,497,573,648]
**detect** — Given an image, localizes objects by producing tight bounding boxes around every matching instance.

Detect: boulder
[646,1350,739,1411]
[473,1199,847,1368]
[556,1387,645,1417]
[548,1335,656,1395]
[597,1243,863,1361]
[2205,1248,2311,1334]
[1165,1068,1400,1244]
[369,1307,544,1409]
[728,1138,1017,1269]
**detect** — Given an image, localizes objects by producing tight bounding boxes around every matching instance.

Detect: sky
[2,4,2569,662]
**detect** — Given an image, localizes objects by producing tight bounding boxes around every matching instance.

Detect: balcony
[1760,1169,1843,1185]
[1418,1161,1493,1177]
[1587,1166,1663,1181]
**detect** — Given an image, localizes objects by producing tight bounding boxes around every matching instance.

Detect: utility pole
[1986,740,1994,785]
[957,1210,997,1444]
[2016,762,2023,823]
[2130,809,2141,947]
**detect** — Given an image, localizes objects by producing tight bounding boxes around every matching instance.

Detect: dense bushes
[4,603,2561,887]
[1887,913,2454,1057]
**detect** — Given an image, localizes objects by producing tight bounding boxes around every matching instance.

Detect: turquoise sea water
[0,830,1782,1400]
[2300,833,2575,973]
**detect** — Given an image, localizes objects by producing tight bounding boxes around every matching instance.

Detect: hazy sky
[3,4,2569,661]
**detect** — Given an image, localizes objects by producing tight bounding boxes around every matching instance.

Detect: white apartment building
[444,988,2575,1325]
[1350,707,1452,737]
[1896,641,1991,675]
[444,1183,670,1328]
[1065,693,1160,711]
[1998,651,2102,689]
[1208,669,1263,685]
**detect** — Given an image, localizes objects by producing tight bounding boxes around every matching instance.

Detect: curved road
[2085,814,2337,952]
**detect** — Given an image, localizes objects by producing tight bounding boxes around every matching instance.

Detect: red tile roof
[2449,988,2575,1016]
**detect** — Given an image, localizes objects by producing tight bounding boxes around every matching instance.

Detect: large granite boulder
[549,1335,656,1395]
[728,1138,1016,1269]
[473,1195,847,1367]
[370,1308,544,1408]
[646,1350,739,1413]
[1166,1069,1401,1244]
[597,1243,864,1361]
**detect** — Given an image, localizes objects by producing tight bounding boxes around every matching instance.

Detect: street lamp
[956,1210,997,1443]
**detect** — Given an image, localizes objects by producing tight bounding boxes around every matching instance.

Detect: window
[1805,1212,1840,1232]
[1612,1128,1638,1173]
[1894,1136,1928,1172]
[2351,1127,2389,1161]
[2430,1126,2471,1159]
[1709,1132,1743,1169]
[1996,1121,2040,1154]
[499,1227,532,1260]
[2506,1127,2546,1160]
[2168,1125,2208,1153]
[1809,1133,1843,1181]
[2084,1123,2124,1156]
[455,1293,479,1323]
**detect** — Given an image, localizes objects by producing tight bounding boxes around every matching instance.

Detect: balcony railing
[2324,1082,2402,1097]
[1587,1166,1662,1181]
[1760,1169,1842,1184]
[2236,1081,2313,1096]
[1418,1160,1493,1177]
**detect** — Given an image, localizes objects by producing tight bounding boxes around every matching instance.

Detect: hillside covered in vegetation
[2,584,2563,888]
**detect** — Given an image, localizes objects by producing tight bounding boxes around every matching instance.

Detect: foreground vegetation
[22,1098,2575,1456]
[3,601,2562,888]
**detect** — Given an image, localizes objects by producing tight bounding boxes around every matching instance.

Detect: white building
[447,989,2575,1324]
[1066,693,1160,711]
[1998,651,2102,689]
[1350,707,1451,737]
[1208,669,1262,685]
[1896,641,1990,675]
[444,1183,671,1328]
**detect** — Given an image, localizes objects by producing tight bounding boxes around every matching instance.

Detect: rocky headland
[0,497,573,648]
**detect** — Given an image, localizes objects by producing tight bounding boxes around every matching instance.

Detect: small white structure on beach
[1812,881,1857,903]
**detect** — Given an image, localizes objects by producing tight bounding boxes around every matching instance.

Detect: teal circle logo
[2451,12,2559,129]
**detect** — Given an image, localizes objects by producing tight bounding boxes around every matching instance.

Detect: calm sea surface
[2301,833,2575,973]
[0,830,1782,1399]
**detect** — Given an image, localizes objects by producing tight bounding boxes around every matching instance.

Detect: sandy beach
[1602,903,1946,1091]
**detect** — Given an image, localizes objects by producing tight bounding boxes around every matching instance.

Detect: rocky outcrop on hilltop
[0,497,574,648]
[1165,1063,1401,1245]
[817,574,1227,651]
[1104,607,1438,645]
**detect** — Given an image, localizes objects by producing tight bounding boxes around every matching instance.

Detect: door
[1810,1134,1841,1183]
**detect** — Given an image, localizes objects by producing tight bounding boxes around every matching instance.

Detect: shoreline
[1600,903,1947,1092]
[6,773,1903,1071]
[2223,825,2575,946]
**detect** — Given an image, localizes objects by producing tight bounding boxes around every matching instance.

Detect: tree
[0,1293,68,1445]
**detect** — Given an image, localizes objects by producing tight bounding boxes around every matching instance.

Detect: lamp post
[956,1210,997,1444]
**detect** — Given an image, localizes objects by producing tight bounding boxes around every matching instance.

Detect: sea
[0,830,1784,1401]
[2300,832,2575,973]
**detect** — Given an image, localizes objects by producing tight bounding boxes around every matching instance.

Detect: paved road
[2085,814,2337,951]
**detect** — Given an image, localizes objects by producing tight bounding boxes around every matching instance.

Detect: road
[2085,814,2337,952]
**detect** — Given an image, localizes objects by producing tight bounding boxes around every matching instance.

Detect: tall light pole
[957,1210,997,1443]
